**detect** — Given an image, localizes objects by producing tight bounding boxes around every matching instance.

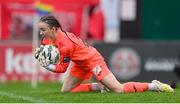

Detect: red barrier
[0,42,61,82]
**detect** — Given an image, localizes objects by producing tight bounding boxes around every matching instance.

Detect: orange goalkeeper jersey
[41,31,105,73]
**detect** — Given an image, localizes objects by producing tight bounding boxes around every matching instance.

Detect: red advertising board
[0,42,61,82]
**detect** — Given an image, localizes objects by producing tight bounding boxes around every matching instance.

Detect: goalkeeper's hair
[40,15,64,31]
[39,15,80,45]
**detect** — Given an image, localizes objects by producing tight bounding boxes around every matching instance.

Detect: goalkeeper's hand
[34,45,44,59]
[38,51,56,71]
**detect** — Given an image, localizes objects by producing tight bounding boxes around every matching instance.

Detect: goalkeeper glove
[38,51,50,67]
[38,50,56,71]
[45,64,56,71]
[34,45,44,59]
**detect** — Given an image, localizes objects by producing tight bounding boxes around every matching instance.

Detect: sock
[148,83,159,91]
[70,83,99,92]
[123,82,148,93]
[91,83,99,91]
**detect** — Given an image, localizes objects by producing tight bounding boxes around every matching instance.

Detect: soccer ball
[42,45,60,64]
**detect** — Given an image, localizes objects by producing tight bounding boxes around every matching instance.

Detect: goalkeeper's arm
[53,56,70,73]
[53,46,71,73]
[37,54,70,73]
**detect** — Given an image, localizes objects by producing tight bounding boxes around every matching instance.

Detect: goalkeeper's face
[38,22,56,40]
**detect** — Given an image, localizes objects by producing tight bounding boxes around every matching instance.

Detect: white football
[42,45,60,64]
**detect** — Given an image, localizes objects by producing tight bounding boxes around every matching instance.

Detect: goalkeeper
[35,15,174,93]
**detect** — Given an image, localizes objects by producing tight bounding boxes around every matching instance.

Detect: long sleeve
[54,61,70,73]
[53,43,71,73]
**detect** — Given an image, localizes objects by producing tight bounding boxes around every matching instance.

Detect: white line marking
[0,91,47,103]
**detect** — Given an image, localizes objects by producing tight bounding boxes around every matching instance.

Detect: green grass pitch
[0,82,179,103]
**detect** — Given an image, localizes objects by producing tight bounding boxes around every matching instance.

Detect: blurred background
[0,0,180,87]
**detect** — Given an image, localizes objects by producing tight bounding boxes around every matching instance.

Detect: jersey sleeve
[53,44,71,73]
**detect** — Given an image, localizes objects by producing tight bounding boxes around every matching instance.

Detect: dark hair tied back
[40,15,62,30]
